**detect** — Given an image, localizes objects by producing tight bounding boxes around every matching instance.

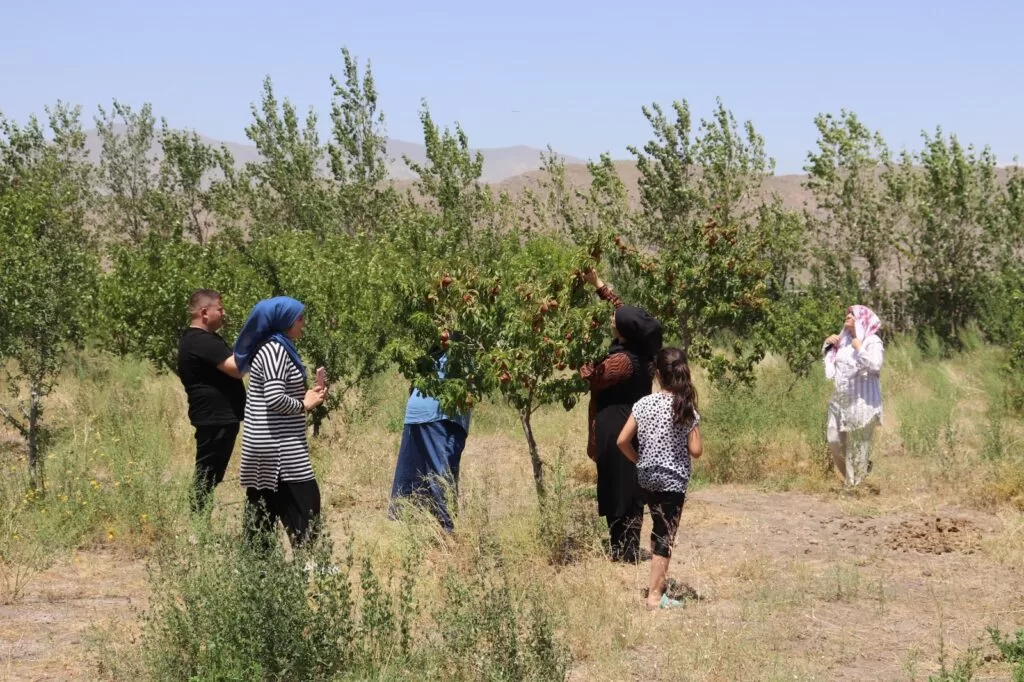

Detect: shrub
[696,361,831,487]
[1007,338,1024,416]
[536,448,605,566]
[432,536,572,682]
[139,529,417,681]
[988,626,1024,664]
[133,525,571,681]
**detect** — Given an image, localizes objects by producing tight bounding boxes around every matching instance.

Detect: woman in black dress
[580,270,663,562]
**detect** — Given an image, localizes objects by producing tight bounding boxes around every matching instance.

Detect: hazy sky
[2,0,1021,173]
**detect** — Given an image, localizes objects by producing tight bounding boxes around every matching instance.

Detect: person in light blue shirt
[388,350,471,532]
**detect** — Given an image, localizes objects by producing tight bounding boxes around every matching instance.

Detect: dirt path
[0,550,148,681]
[3,487,1023,680]
[591,486,1024,681]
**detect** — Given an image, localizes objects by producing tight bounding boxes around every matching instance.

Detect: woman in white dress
[823,305,884,488]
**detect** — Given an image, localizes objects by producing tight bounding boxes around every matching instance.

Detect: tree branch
[0,404,29,438]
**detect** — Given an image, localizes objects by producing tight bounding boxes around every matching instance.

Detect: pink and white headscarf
[825,304,881,365]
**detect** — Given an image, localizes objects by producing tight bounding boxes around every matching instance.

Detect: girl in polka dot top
[617,347,703,610]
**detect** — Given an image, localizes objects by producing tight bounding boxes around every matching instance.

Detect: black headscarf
[609,306,663,368]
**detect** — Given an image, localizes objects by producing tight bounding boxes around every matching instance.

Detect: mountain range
[82,128,586,185]
[81,127,822,212]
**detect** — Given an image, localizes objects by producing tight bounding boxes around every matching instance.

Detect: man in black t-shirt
[177,289,246,513]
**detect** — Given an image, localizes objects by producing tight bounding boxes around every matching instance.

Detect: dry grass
[1,343,1024,680]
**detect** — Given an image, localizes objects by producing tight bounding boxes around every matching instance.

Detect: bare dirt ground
[690,487,1021,680]
[0,551,147,681]
[2,484,1022,681]
[562,486,1024,681]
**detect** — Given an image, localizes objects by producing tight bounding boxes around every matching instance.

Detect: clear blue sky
[2,0,1021,174]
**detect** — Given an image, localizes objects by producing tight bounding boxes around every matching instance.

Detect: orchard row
[2,47,1022,492]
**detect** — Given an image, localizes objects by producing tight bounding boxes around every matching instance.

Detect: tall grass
[1,353,192,602]
[4,339,1023,556]
[3,340,1024,678]
[135,527,420,681]
[95,514,571,681]
[680,338,1024,505]
[695,357,832,489]
[884,340,1024,507]
[38,354,187,543]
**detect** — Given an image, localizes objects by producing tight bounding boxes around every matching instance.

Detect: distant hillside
[491,160,1020,215]
[492,160,815,213]
[82,127,819,208]
[82,128,585,184]
[88,128,1018,213]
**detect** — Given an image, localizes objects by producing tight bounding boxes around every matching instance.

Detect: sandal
[642,579,702,602]
[646,593,685,610]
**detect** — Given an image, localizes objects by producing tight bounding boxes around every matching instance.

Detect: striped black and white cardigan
[240,340,315,490]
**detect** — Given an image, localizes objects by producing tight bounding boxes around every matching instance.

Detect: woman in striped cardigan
[233,296,326,549]
[823,305,884,489]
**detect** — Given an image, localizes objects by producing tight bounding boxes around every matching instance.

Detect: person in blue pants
[388,350,470,532]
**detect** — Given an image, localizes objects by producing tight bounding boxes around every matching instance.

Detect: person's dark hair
[655,347,698,428]
[188,289,221,316]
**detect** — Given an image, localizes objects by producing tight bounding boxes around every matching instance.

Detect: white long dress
[824,335,884,486]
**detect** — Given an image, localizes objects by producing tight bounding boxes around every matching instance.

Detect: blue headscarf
[233,296,306,376]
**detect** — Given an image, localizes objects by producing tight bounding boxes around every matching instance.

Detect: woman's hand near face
[825,334,842,347]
